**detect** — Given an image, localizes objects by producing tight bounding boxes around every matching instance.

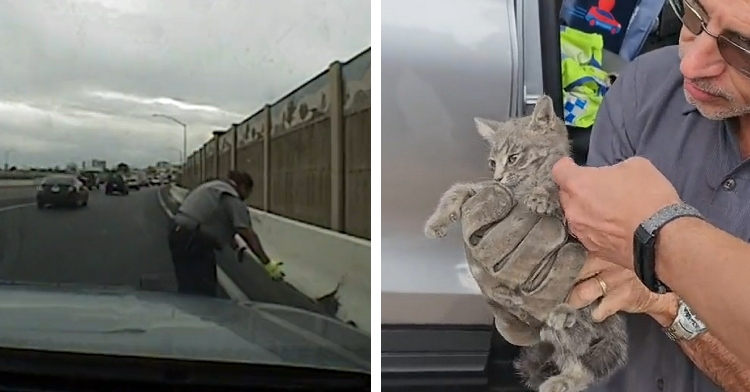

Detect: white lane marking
[155,188,247,301]
[0,203,35,213]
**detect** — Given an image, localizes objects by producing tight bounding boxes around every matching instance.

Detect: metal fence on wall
[180,48,371,240]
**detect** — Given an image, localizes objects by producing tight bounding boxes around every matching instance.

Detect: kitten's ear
[530,95,556,127]
[474,117,502,142]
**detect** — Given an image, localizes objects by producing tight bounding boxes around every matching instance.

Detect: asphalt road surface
[0,186,181,292]
[0,184,331,322]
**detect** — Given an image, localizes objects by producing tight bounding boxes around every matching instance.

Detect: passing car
[125,175,140,190]
[105,173,129,195]
[37,175,89,209]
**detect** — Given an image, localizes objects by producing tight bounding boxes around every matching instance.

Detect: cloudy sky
[0,0,370,169]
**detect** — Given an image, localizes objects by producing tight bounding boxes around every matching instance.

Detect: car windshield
[0,0,371,378]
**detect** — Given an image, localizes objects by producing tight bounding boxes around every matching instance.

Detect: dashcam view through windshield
[0,0,371,380]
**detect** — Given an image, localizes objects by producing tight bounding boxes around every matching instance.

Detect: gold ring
[594,274,608,295]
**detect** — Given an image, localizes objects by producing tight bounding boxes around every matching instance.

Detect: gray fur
[424,95,628,392]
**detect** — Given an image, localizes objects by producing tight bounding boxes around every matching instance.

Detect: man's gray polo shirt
[584,45,749,392]
[173,179,252,248]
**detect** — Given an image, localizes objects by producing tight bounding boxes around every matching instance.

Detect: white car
[125,176,140,189]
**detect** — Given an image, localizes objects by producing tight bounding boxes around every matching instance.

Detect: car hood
[0,283,370,373]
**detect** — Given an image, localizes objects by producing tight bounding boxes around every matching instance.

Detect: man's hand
[567,255,678,322]
[551,156,681,269]
[265,260,285,280]
[460,183,586,346]
[236,246,247,263]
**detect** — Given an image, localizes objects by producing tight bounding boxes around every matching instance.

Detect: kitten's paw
[523,187,558,215]
[424,216,453,238]
[546,304,577,330]
[424,221,448,238]
[539,375,588,392]
[424,207,462,238]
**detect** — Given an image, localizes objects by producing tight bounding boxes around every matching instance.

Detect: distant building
[91,159,107,170]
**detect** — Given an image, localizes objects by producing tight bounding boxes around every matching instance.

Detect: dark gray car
[36,175,89,209]
[105,173,129,196]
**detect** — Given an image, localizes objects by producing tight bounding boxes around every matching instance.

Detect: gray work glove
[460,183,587,347]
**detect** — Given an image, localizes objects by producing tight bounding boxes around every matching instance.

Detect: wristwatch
[633,203,704,294]
[664,299,707,341]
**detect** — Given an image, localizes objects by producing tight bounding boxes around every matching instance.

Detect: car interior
[483,0,682,390]
[557,0,681,165]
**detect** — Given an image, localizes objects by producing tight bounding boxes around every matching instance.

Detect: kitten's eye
[488,159,496,171]
[508,154,519,164]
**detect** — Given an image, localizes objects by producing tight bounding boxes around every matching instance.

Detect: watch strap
[641,203,704,236]
[635,203,704,294]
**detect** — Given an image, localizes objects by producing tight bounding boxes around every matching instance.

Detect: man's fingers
[567,268,630,309]
[577,255,618,281]
[591,286,629,322]
[567,278,603,310]
[551,157,579,189]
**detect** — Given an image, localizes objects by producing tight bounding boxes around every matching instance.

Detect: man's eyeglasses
[668,0,750,79]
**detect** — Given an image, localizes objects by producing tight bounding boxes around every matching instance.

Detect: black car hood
[0,283,370,373]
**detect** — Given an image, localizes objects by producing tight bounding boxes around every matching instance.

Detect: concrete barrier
[0,179,38,187]
[0,179,41,207]
[169,185,371,334]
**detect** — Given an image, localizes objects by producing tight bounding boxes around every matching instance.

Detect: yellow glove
[264,260,285,280]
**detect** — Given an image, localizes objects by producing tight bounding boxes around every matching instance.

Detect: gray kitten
[424,95,628,392]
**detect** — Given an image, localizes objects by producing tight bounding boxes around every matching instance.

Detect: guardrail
[169,185,371,334]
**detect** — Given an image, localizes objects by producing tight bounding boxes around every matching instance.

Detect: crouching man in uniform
[168,170,283,296]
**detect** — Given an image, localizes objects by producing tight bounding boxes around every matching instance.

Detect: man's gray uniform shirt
[585,45,749,392]
[173,180,251,247]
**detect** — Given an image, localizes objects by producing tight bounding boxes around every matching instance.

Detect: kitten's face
[475,95,568,187]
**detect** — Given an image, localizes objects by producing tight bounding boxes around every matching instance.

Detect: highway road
[0,183,330,319]
[0,186,182,292]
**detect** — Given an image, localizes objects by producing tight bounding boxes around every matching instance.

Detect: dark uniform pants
[167,220,218,297]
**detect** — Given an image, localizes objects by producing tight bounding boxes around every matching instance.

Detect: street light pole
[152,114,187,165]
[3,149,15,171]
[182,123,187,164]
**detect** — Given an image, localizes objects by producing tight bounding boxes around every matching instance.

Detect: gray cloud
[0,0,370,168]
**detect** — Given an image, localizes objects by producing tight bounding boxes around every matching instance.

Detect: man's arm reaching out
[237,226,272,265]
[222,195,272,265]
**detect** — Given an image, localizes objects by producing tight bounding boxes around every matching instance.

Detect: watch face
[680,304,706,333]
